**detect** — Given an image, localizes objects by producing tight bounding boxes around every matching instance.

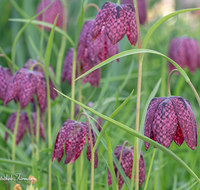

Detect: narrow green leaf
[105,133,118,190]
[54,89,200,183]
[75,49,190,83]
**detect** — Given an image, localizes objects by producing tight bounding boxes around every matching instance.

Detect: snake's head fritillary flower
[4,68,47,110]
[5,112,45,145]
[121,0,147,25]
[62,48,78,85]
[108,145,145,189]
[0,66,12,102]
[52,119,98,168]
[25,59,57,100]
[81,56,101,87]
[144,96,198,150]
[36,0,64,30]
[168,37,200,73]
[92,2,137,46]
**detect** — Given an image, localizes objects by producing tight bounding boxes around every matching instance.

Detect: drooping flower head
[92,2,137,46]
[144,96,198,150]
[25,59,58,100]
[52,119,98,168]
[121,0,147,25]
[168,37,200,73]
[0,66,12,102]
[4,68,47,110]
[108,145,145,189]
[5,111,45,145]
[36,0,64,30]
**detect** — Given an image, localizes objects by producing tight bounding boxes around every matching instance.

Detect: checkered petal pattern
[168,37,200,74]
[52,120,98,168]
[5,112,29,145]
[121,0,147,25]
[144,96,198,150]
[92,2,137,46]
[0,66,12,101]
[36,0,64,30]
[108,145,145,189]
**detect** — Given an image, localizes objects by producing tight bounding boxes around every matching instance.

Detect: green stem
[188,81,200,106]
[11,101,20,189]
[144,149,156,190]
[84,3,99,12]
[117,0,120,5]
[36,104,40,161]
[168,69,178,97]
[78,113,94,190]
[133,0,142,189]
[131,138,137,189]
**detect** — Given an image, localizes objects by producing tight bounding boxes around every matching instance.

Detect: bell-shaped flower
[36,0,64,30]
[0,66,12,102]
[92,2,137,46]
[25,59,57,100]
[5,111,45,145]
[144,96,198,150]
[52,119,98,168]
[4,68,47,110]
[121,0,147,25]
[168,37,200,73]
[108,145,145,189]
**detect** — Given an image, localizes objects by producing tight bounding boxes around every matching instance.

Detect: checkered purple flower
[25,59,57,100]
[121,0,147,25]
[52,119,98,168]
[92,2,137,46]
[36,0,64,30]
[168,37,200,73]
[5,111,45,145]
[144,96,198,150]
[4,68,47,110]
[0,66,12,102]
[108,145,145,189]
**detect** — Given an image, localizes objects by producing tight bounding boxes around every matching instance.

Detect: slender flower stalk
[133,0,142,189]
[84,3,99,12]
[78,113,94,190]
[168,69,178,97]
[0,54,13,73]
[11,101,20,189]
[36,101,40,160]
[144,149,156,190]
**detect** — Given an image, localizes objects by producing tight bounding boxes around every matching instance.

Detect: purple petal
[170,96,197,149]
[152,98,178,148]
[19,72,37,109]
[144,97,166,150]
[173,124,184,146]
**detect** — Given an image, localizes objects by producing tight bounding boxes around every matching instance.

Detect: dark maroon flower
[36,0,64,30]
[108,145,145,189]
[4,68,46,110]
[25,59,57,100]
[168,37,200,73]
[144,96,198,150]
[5,111,45,145]
[0,66,12,102]
[121,0,147,25]
[92,2,137,46]
[52,119,98,168]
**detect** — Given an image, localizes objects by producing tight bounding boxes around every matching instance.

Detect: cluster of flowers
[1,0,199,189]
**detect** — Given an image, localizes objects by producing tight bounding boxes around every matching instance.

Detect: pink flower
[36,0,64,30]
[0,66,12,102]
[5,112,45,145]
[144,96,198,150]
[108,145,145,189]
[168,37,200,73]
[52,119,98,168]
[92,2,137,45]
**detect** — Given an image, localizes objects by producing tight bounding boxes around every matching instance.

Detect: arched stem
[84,3,99,12]
[0,54,13,73]
[168,69,179,97]
[117,141,129,187]
[78,113,94,190]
